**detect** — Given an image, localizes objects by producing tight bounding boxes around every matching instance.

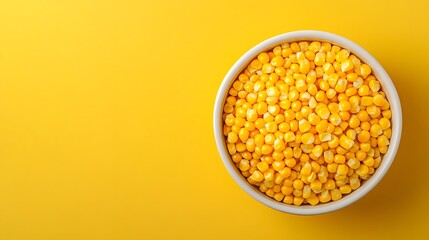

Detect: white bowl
[213,30,402,215]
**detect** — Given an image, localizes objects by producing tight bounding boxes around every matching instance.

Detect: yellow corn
[357,130,371,143]
[370,124,382,137]
[301,185,311,199]
[261,144,273,155]
[349,177,360,190]
[319,190,332,203]
[339,185,352,194]
[341,59,354,72]
[307,195,320,206]
[360,64,372,78]
[379,118,391,130]
[358,85,370,96]
[339,101,351,112]
[328,135,339,148]
[281,195,293,204]
[329,113,342,126]
[323,62,335,74]
[356,165,369,177]
[301,133,315,144]
[323,150,334,163]
[223,41,392,205]
[378,135,390,147]
[293,196,304,206]
[249,170,264,182]
[346,129,357,140]
[293,179,304,190]
[334,154,346,164]
[336,49,350,62]
[314,52,326,66]
[330,189,343,201]
[309,41,321,52]
[373,94,386,106]
[308,113,321,125]
[382,110,392,119]
[227,132,238,143]
[309,180,321,192]
[319,132,332,142]
[339,135,354,149]
[347,158,360,170]
[307,172,317,182]
[272,161,286,172]
[299,119,312,133]
[337,164,349,175]
[361,96,373,106]
[327,163,338,173]
[335,79,348,93]
[256,161,269,173]
[363,157,375,167]
[368,79,380,92]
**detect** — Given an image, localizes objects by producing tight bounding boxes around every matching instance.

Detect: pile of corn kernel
[222,41,392,206]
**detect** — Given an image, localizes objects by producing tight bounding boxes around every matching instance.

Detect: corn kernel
[271,56,285,67]
[353,78,363,88]
[378,135,390,147]
[336,49,350,62]
[348,177,360,190]
[370,124,382,137]
[338,101,350,112]
[316,120,328,133]
[358,85,370,96]
[337,164,349,175]
[372,94,385,107]
[314,52,326,66]
[315,106,330,120]
[330,189,342,201]
[341,59,354,72]
[323,63,334,74]
[292,179,304,190]
[256,161,268,173]
[360,64,372,78]
[327,163,338,173]
[282,195,293,204]
[360,96,372,106]
[307,196,320,206]
[363,157,375,167]
[307,171,317,182]
[301,133,315,144]
[257,52,270,63]
[293,196,304,206]
[346,129,357,140]
[379,118,391,130]
[227,132,238,143]
[261,144,273,155]
[347,158,360,170]
[339,135,354,150]
[300,162,312,176]
[357,130,370,143]
[319,190,332,203]
[328,113,342,126]
[382,110,392,119]
[299,119,312,133]
[249,170,264,182]
[356,165,369,177]
[319,132,332,142]
[303,185,312,199]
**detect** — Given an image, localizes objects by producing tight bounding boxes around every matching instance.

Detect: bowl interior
[214,31,402,215]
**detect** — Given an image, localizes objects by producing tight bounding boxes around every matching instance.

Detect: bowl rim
[213,30,402,215]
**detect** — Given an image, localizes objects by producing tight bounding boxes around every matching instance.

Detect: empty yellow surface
[0,0,427,239]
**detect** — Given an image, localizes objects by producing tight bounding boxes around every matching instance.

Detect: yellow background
[0,0,427,239]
